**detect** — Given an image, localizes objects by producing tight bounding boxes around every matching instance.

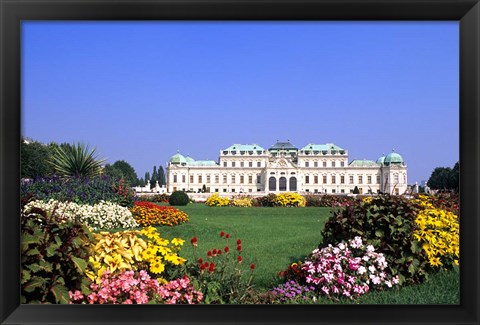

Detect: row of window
[172,174,262,185]
[303,161,346,168]
[304,174,380,185]
[221,161,263,168]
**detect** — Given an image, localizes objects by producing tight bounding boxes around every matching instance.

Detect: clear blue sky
[22,21,459,184]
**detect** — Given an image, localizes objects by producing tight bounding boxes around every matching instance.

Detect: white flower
[357,266,367,274]
[366,245,375,253]
[368,265,376,273]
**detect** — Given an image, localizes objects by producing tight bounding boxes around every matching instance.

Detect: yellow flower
[150,258,165,274]
[171,238,185,246]
[104,254,129,272]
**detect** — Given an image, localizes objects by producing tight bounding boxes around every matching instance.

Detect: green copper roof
[269,140,297,151]
[222,144,265,154]
[376,154,386,164]
[301,143,345,153]
[384,151,404,165]
[185,156,195,163]
[170,153,186,164]
[188,160,218,167]
[349,159,379,167]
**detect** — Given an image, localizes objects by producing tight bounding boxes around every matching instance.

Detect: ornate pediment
[268,158,297,169]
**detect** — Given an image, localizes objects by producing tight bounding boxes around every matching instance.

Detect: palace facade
[166,141,408,195]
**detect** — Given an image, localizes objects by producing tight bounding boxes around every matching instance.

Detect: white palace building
[166,141,408,195]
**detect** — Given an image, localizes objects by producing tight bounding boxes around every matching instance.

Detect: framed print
[1,0,479,324]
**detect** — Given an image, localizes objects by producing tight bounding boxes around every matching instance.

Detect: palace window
[358,176,363,184]
[190,175,194,183]
[248,175,253,184]
[182,175,186,183]
[198,175,202,183]
[173,175,177,183]
[231,175,236,184]
[207,175,211,183]
[232,162,236,167]
[215,175,219,183]
[257,175,261,184]
[341,161,345,167]
[223,175,227,184]
[305,176,310,184]
[394,174,399,183]
[323,161,327,167]
[332,175,336,184]
[257,161,261,167]
[314,161,318,167]
[340,175,345,184]
[367,175,372,184]
[223,161,227,167]
[377,175,380,184]
[314,175,318,184]
[249,161,253,167]
[240,175,244,184]
[241,162,244,167]
[349,175,354,184]
[332,161,336,167]
[305,161,310,167]
[323,175,327,184]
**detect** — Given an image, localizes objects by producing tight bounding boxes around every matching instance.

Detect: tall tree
[158,166,166,186]
[427,162,459,192]
[150,166,158,188]
[111,160,139,186]
[21,138,55,178]
[144,172,150,186]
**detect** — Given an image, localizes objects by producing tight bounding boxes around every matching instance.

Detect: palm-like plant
[48,142,106,178]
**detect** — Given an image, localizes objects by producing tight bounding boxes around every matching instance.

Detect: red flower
[237,255,243,263]
[226,234,231,239]
[212,249,218,256]
[209,262,215,273]
[250,263,255,270]
[237,245,242,252]
[217,249,222,255]
[220,231,225,237]
[207,250,212,257]
[224,246,230,253]
[190,237,198,246]
[198,258,203,264]
[236,239,242,245]
[200,263,207,271]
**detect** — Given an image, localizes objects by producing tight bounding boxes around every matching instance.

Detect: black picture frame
[1,0,478,324]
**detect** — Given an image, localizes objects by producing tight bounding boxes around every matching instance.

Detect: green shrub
[303,194,356,207]
[320,194,428,285]
[169,190,190,206]
[21,198,94,304]
[252,193,277,207]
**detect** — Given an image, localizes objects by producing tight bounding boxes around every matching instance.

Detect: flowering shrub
[205,193,230,207]
[139,227,186,280]
[187,231,256,303]
[271,281,316,303]
[278,261,307,282]
[21,175,134,207]
[321,194,427,284]
[416,193,459,215]
[130,202,189,227]
[71,270,162,304]
[275,192,306,207]
[23,199,139,230]
[413,196,459,269]
[231,195,253,207]
[156,275,204,304]
[302,237,399,300]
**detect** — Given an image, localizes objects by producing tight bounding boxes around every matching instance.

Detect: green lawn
[155,203,460,304]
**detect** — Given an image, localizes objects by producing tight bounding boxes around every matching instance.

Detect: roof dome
[376,154,386,165]
[384,151,404,165]
[269,140,297,151]
[170,153,186,164]
[185,156,195,163]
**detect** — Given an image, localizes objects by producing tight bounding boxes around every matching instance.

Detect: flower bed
[130,202,189,227]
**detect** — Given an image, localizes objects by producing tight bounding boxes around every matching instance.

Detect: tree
[111,160,139,186]
[47,142,106,179]
[158,166,166,186]
[427,162,459,192]
[21,138,55,178]
[352,186,360,194]
[150,166,158,189]
[144,172,150,186]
